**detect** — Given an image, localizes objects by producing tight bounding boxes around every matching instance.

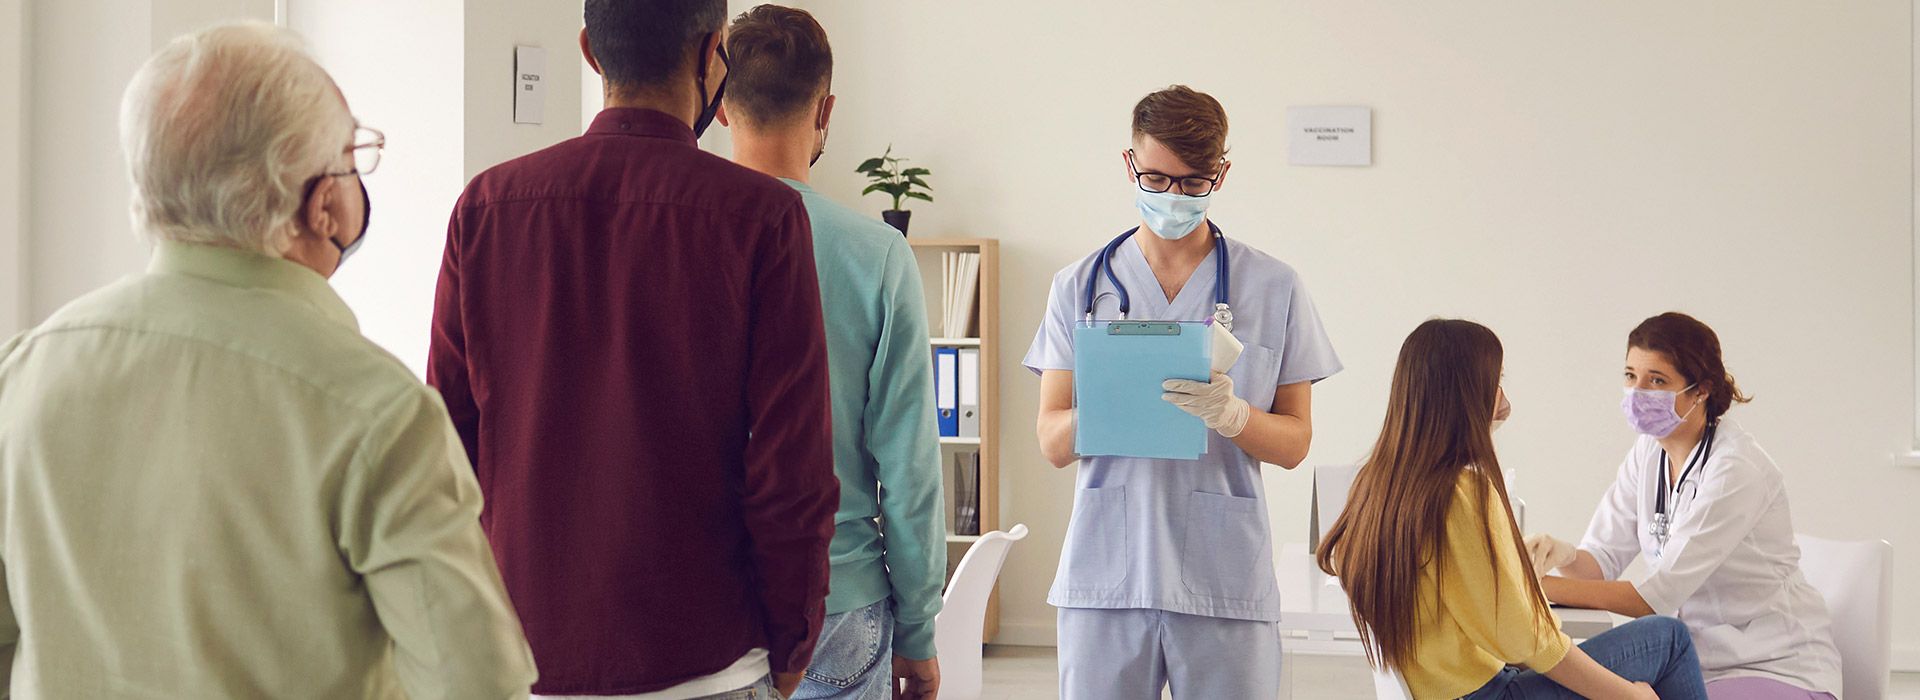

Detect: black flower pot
[881,209,911,235]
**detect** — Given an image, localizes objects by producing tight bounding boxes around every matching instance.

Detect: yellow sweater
[1402,471,1572,700]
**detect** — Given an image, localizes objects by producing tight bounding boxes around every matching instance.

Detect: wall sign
[1287,106,1371,166]
[515,45,546,125]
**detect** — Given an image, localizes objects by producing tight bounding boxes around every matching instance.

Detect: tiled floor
[981,644,1920,699]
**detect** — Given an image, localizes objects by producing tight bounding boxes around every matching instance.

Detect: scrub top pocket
[1228,342,1283,413]
[1061,486,1129,592]
[1181,490,1275,601]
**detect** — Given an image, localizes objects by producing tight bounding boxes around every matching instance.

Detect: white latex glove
[1161,371,1251,438]
[1524,533,1579,574]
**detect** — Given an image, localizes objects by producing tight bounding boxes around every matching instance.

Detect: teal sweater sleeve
[868,240,947,659]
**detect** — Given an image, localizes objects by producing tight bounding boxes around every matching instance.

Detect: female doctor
[1526,312,1842,700]
[1024,85,1342,700]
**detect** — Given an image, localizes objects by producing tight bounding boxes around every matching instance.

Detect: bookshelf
[908,237,1001,643]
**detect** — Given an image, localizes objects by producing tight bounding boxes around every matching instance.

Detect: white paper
[514,46,546,125]
[937,353,959,409]
[958,349,980,404]
[1287,106,1371,166]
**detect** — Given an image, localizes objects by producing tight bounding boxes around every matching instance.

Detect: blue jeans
[791,599,894,700]
[1463,616,1708,700]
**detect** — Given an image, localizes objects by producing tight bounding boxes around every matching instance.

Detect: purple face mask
[1621,385,1699,437]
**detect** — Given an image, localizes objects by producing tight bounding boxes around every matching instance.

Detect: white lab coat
[1578,419,1843,696]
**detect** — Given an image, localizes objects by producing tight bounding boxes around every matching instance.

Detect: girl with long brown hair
[1318,319,1706,699]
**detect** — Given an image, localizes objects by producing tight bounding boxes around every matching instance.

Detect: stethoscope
[1650,422,1718,548]
[1082,221,1233,331]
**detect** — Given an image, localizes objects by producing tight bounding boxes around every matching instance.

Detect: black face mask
[692,41,729,139]
[330,176,371,264]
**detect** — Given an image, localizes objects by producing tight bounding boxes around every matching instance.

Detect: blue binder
[935,347,960,437]
[1073,321,1211,459]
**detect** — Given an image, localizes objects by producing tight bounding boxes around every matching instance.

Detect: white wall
[1,0,27,336]
[791,0,1920,662]
[290,0,465,376]
[22,0,274,324]
[25,0,156,322]
[463,2,582,182]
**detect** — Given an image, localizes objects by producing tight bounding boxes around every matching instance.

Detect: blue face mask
[1135,188,1210,240]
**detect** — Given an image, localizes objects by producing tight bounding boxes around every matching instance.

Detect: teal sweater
[783,179,946,659]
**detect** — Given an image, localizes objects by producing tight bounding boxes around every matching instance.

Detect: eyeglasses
[324,125,385,178]
[1127,149,1223,197]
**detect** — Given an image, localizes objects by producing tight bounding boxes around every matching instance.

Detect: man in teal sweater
[719,6,946,700]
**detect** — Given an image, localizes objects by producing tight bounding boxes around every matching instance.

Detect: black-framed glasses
[1127,149,1223,197]
[324,125,385,178]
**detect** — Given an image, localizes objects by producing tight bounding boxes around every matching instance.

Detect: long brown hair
[1315,319,1551,671]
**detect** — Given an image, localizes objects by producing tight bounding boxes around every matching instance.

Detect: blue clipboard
[1073,321,1212,460]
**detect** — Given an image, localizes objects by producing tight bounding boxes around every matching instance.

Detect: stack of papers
[942,251,980,338]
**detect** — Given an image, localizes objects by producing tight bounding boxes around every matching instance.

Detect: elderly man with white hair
[0,22,536,698]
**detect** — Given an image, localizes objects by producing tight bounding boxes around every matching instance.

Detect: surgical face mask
[1135,188,1210,240]
[810,125,827,167]
[1492,389,1511,433]
[330,176,371,265]
[1621,384,1699,438]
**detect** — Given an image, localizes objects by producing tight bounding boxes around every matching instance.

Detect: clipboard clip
[1106,321,1183,336]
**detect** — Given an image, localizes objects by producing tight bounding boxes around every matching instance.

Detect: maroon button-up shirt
[427,108,837,695]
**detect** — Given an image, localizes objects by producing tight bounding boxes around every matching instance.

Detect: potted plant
[856,145,932,235]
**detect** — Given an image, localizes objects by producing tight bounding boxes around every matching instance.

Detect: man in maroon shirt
[426,1,837,697]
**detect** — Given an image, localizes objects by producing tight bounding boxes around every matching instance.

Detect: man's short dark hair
[722,5,832,125]
[584,0,727,89]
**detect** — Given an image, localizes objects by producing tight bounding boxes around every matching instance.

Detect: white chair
[1796,535,1893,700]
[1362,633,1415,700]
[933,523,1029,700]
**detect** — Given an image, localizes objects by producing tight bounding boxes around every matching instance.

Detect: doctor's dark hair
[1316,319,1551,672]
[1132,85,1229,171]
[724,5,832,126]
[584,0,727,90]
[1628,312,1752,422]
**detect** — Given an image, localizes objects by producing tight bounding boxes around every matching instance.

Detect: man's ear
[716,101,731,128]
[1214,159,1232,191]
[817,94,836,132]
[299,178,336,241]
[579,27,602,75]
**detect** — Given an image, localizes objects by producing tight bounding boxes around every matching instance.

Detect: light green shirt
[783,180,946,660]
[0,242,536,698]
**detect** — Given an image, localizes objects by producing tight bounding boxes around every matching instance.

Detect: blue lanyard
[1082,221,1231,327]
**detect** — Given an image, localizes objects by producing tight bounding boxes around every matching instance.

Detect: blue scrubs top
[1024,234,1341,621]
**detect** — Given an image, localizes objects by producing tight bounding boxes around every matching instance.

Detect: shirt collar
[148,241,359,331]
[586,108,698,145]
[779,177,813,194]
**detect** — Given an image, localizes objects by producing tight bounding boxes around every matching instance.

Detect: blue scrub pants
[1057,607,1282,700]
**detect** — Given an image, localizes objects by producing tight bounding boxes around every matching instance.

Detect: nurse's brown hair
[1131,85,1228,171]
[1315,319,1551,672]
[1628,312,1752,421]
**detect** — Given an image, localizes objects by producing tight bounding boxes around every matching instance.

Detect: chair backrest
[1310,464,1361,553]
[934,524,1029,700]
[1795,534,1892,700]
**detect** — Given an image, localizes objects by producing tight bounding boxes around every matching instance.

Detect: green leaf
[883,183,912,196]
[861,183,888,196]
[906,176,931,189]
[904,191,933,203]
[856,157,884,172]
[900,167,931,177]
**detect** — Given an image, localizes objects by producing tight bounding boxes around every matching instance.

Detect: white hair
[120,22,350,254]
